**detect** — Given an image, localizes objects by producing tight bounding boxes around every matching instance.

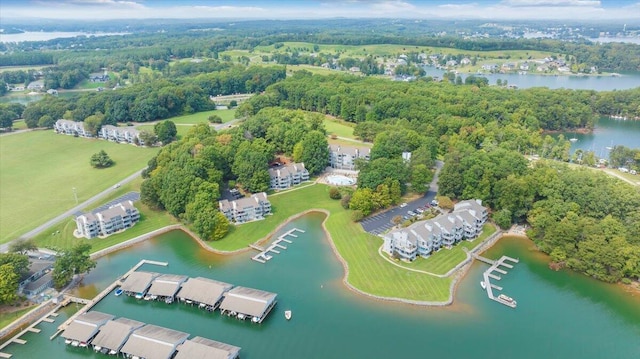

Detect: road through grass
[0,131,158,242]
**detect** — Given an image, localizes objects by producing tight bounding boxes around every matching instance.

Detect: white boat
[252,316,260,323]
[71,340,80,347]
[165,297,173,304]
[65,339,72,345]
[79,342,88,348]
[94,345,102,352]
[480,281,486,290]
[134,293,143,299]
[109,349,118,355]
[569,138,578,142]
[150,295,158,300]
[237,313,246,320]
[284,310,292,320]
[498,294,517,306]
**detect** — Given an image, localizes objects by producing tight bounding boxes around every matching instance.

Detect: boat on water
[109,349,118,355]
[569,138,578,142]
[285,310,292,320]
[134,293,143,299]
[94,345,102,352]
[480,281,486,290]
[165,297,174,304]
[237,313,246,320]
[79,342,88,348]
[498,294,517,306]
[71,340,80,347]
[144,295,152,301]
[64,339,71,345]
[252,316,260,323]
[114,288,123,296]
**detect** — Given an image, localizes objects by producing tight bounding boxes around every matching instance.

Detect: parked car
[407,210,417,216]
[399,202,408,208]
[431,200,438,206]
[415,208,424,214]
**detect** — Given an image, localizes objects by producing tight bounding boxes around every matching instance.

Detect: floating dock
[474,253,519,308]
[250,228,304,263]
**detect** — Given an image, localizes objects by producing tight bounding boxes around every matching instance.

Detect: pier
[250,228,305,263]
[475,254,520,308]
[51,259,168,340]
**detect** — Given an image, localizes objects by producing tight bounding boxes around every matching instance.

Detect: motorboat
[285,310,292,320]
[79,342,88,348]
[135,293,143,299]
[150,295,158,300]
[498,294,517,306]
[114,288,123,296]
[65,339,72,345]
[144,295,152,301]
[71,340,80,347]
[480,281,486,290]
[94,345,102,352]
[165,297,174,304]
[569,138,578,142]
[109,349,118,355]
[252,316,260,323]
[186,300,193,304]
[237,313,246,320]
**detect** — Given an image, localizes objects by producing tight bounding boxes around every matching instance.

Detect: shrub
[340,194,351,209]
[329,187,342,200]
[493,208,513,230]
[351,210,364,222]
[436,195,454,210]
[208,115,223,124]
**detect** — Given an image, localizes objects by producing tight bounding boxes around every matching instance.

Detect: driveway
[360,160,443,236]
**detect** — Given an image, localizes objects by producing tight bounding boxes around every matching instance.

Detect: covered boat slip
[60,311,114,344]
[119,271,159,297]
[120,324,189,359]
[175,336,241,359]
[219,286,278,323]
[89,317,144,353]
[146,274,189,299]
[176,277,233,309]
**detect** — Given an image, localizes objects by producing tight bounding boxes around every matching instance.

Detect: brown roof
[175,336,241,359]
[176,277,233,306]
[61,311,114,342]
[120,324,189,359]
[218,286,277,318]
[90,317,144,351]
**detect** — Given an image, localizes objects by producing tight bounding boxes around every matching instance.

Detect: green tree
[232,139,273,193]
[0,264,19,304]
[83,112,105,137]
[349,188,375,216]
[208,115,223,124]
[9,239,37,255]
[0,110,16,129]
[299,130,329,175]
[0,253,29,277]
[184,182,228,241]
[138,130,157,146]
[410,164,433,193]
[493,208,513,229]
[38,114,55,128]
[52,243,96,288]
[154,120,178,144]
[90,150,115,168]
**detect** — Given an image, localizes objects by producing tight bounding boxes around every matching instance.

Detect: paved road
[0,168,145,253]
[360,160,444,236]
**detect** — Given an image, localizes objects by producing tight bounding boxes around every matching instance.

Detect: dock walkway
[476,255,519,308]
[250,228,305,263]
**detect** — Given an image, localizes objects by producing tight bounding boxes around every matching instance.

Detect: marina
[473,253,520,308]
[250,228,305,263]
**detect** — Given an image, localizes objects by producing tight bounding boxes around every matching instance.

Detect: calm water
[3,213,640,358]
[423,66,640,91]
[559,116,640,156]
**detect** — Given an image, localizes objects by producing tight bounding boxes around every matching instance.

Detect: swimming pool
[326,175,355,186]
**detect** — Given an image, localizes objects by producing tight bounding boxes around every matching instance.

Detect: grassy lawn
[328,137,372,148]
[11,120,28,130]
[400,224,497,275]
[286,64,340,76]
[136,124,192,139]
[164,109,236,125]
[0,305,37,330]
[0,131,159,243]
[209,184,452,302]
[323,118,355,139]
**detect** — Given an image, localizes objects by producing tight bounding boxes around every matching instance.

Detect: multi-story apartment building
[328,145,371,171]
[76,200,140,239]
[99,125,143,144]
[268,162,310,190]
[219,192,272,224]
[54,119,93,138]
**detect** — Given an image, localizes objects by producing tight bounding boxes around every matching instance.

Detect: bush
[229,100,238,108]
[90,150,115,168]
[208,115,223,124]
[493,208,513,230]
[329,187,342,200]
[436,195,454,210]
[340,194,351,209]
[351,210,364,222]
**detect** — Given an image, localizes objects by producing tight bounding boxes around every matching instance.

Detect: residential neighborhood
[75,201,140,239]
[328,144,371,171]
[383,199,488,261]
[268,162,309,190]
[219,192,272,224]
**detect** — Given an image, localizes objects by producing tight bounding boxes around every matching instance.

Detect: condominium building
[99,125,143,145]
[76,201,140,239]
[268,162,310,190]
[382,199,488,261]
[54,119,93,138]
[219,192,272,224]
[328,144,371,170]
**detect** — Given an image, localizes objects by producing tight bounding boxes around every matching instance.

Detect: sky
[1,0,639,21]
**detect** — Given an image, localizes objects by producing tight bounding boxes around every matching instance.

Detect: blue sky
[1,1,639,20]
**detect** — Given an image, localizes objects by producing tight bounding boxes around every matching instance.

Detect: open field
[400,224,497,275]
[210,184,451,302]
[164,109,236,125]
[323,118,356,139]
[285,64,340,76]
[11,120,28,131]
[0,65,52,73]
[0,131,158,242]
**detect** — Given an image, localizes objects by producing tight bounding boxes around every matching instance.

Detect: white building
[76,201,140,239]
[382,199,488,261]
[219,192,272,224]
[54,119,93,138]
[99,125,142,144]
[269,162,310,190]
[328,144,371,171]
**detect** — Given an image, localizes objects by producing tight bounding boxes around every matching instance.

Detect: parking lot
[74,191,140,216]
[360,190,438,236]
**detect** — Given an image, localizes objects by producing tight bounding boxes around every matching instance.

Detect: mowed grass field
[0,131,159,242]
[211,184,452,302]
[323,118,355,139]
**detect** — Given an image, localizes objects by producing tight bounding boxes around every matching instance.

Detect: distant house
[382,199,488,261]
[19,258,54,297]
[76,200,140,239]
[54,119,93,138]
[268,162,310,190]
[481,64,498,71]
[99,125,142,145]
[26,80,44,90]
[219,192,272,224]
[445,60,458,67]
[89,72,109,82]
[460,58,472,65]
[328,144,371,171]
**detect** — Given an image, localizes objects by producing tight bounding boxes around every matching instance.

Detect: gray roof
[329,144,370,158]
[176,277,233,306]
[453,199,485,214]
[219,286,277,317]
[90,317,144,351]
[61,311,114,342]
[175,336,241,359]
[120,324,189,359]
[24,272,52,292]
[120,271,158,294]
[147,274,188,297]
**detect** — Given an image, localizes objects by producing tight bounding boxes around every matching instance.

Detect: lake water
[0,32,129,43]
[422,66,640,91]
[3,213,639,358]
[559,116,640,156]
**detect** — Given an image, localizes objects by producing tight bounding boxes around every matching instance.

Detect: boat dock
[475,254,520,308]
[50,259,168,340]
[250,228,305,263]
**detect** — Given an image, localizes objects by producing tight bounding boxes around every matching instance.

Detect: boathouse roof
[218,286,277,318]
[90,317,144,352]
[61,311,114,343]
[120,271,158,294]
[120,324,189,359]
[174,336,241,359]
[176,277,233,306]
[147,274,188,297]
